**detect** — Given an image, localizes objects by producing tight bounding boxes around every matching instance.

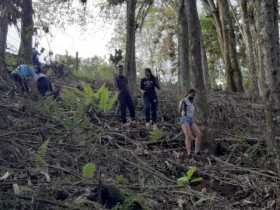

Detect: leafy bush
[177,166,203,187]
[73,63,115,82]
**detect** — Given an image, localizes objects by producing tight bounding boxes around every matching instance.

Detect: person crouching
[34,65,53,96]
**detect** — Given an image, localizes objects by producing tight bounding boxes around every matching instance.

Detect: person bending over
[11,64,35,94]
[179,89,202,157]
[140,68,160,128]
[115,65,135,125]
[34,65,53,96]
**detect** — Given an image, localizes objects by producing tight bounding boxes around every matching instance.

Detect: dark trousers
[144,95,158,123]
[119,92,135,123]
[37,77,53,96]
[12,73,30,93]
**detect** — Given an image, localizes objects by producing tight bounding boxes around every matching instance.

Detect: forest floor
[0,73,279,210]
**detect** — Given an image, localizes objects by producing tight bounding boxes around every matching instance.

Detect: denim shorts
[180,116,193,125]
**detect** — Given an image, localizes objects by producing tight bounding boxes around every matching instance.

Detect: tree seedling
[177,166,203,187]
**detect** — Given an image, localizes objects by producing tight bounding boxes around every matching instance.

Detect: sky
[6,1,116,59]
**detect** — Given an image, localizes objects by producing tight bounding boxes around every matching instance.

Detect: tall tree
[0,1,9,77]
[125,0,137,94]
[201,34,211,90]
[177,0,190,92]
[186,0,208,138]
[18,0,33,65]
[238,0,259,97]
[257,0,280,153]
[202,0,244,92]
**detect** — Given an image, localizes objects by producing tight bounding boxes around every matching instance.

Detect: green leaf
[35,140,49,171]
[190,177,203,184]
[177,176,190,187]
[149,128,162,141]
[82,163,96,178]
[186,166,197,179]
[116,175,125,185]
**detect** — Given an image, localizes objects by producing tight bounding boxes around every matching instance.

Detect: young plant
[177,166,203,187]
[95,84,118,112]
[82,163,96,179]
[35,140,49,172]
[149,127,162,141]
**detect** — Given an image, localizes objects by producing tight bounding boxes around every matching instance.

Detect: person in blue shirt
[140,68,160,128]
[11,64,35,93]
[179,89,202,157]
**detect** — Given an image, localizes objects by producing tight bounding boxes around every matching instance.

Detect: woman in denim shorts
[179,89,202,157]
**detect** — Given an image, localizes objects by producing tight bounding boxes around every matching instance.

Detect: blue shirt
[13,65,35,78]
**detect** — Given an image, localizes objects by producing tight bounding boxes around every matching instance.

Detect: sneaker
[152,124,158,130]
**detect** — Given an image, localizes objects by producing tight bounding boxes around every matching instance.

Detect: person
[140,68,160,128]
[32,47,43,73]
[34,65,53,96]
[115,65,135,125]
[11,64,35,93]
[178,89,202,157]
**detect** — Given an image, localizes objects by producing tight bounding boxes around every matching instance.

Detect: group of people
[115,65,203,156]
[11,47,54,97]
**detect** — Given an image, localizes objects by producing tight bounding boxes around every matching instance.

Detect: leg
[119,94,127,124]
[192,123,202,154]
[181,124,193,156]
[126,93,135,120]
[144,96,151,123]
[37,78,49,96]
[151,97,158,124]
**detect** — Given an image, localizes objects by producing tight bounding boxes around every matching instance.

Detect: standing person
[140,68,160,128]
[34,65,53,97]
[179,89,202,156]
[115,65,136,125]
[32,47,42,73]
[11,64,35,93]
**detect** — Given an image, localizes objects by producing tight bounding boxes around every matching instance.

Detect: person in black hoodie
[115,65,135,124]
[140,68,160,128]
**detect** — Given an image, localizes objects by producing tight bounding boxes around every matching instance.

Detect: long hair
[145,68,155,80]
[185,88,196,98]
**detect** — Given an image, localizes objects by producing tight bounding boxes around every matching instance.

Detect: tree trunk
[239,0,260,97]
[125,0,137,95]
[217,0,243,92]
[258,0,280,153]
[201,34,211,90]
[18,0,33,65]
[0,2,8,78]
[186,0,208,140]
[177,0,190,93]
[202,0,244,92]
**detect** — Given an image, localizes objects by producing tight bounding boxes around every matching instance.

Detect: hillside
[0,74,278,210]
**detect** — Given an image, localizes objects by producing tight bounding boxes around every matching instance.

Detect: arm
[155,77,160,90]
[178,100,183,114]
[140,79,144,91]
[114,76,119,91]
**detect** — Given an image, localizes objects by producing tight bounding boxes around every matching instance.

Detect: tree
[0,0,20,78]
[0,1,9,77]
[18,0,34,65]
[202,0,244,92]
[238,0,259,97]
[257,0,280,154]
[177,0,190,93]
[186,0,208,139]
[125,0,137,94]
